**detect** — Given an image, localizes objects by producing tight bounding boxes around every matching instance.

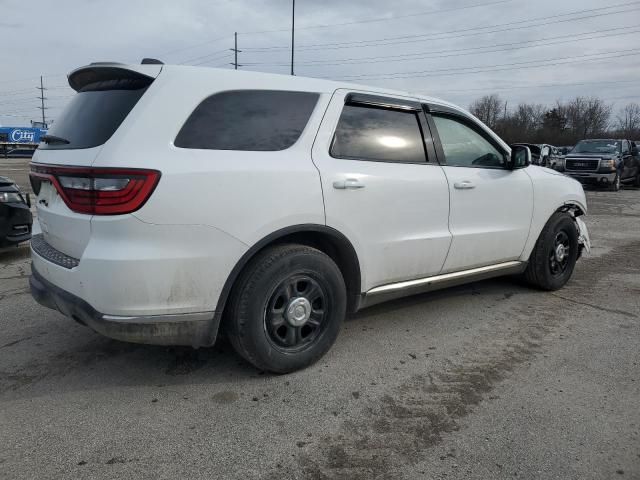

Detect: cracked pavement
[0,157,638,480]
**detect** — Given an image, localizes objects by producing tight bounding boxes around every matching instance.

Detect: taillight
[29,164,160,215]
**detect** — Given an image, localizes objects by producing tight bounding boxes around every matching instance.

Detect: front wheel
[524,212,579,291]
[609,173,621,191]
[225,244,346,373]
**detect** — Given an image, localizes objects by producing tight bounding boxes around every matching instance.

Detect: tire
[523,212,579,291]
[634,173,640,188]
[609,173,621,191]
[225,244,346,373]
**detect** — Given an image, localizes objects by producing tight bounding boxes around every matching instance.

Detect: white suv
[29,62,590,373]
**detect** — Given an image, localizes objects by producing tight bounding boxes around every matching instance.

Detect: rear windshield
[41,78,150,150]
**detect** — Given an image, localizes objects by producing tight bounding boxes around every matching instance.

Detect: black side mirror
[507,145,531,170]
[25,193,31,208]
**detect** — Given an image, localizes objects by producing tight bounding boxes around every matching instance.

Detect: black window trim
[425,103,509,169]
[329,94,436,165]
[345,92,422,112]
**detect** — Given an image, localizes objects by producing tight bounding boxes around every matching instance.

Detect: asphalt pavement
[0,157,638,479]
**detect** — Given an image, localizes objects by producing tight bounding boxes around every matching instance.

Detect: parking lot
[1,157,639,479]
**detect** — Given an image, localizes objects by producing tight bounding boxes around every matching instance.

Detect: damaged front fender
[575,216,591,257]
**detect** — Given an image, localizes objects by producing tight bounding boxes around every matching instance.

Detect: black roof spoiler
[68,63,163,92]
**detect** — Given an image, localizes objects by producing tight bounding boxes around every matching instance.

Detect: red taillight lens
[29,164,160,215]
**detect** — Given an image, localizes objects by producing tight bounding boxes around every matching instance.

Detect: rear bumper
[30,265,218,347]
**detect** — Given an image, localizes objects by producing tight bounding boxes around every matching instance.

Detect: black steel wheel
[264,274,328,353]
[524,212,579,291]
[226,244,346,373]
[549,231,571,277]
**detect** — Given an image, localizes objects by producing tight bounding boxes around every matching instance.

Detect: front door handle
[453,181,475,190]
[333,178,365,190]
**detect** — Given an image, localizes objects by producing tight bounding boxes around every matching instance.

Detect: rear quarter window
[174,90,319,151]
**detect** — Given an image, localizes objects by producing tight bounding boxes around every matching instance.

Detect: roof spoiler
[68,62,163,92]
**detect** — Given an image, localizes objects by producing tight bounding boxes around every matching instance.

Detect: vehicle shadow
[1,275,530,400]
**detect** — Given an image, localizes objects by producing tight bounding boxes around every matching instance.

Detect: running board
[358,261,527,309]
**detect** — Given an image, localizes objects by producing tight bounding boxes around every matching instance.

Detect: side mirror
[507,145,531,170]
[25,193,31,208]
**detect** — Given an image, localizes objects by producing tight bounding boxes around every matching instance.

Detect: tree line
[468,94,640,146]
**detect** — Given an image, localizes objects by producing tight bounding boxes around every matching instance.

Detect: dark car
[0,176,32,247]
[559,139,640,191]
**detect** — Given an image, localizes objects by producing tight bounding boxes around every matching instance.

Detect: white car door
[426,108,534,272]
[312,90,452,291]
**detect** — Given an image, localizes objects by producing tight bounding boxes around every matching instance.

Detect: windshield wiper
[41,134,70,145]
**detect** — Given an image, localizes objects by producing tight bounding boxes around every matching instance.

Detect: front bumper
[0,203,32,247]
[30,266,218,347]
[565,171,616,185]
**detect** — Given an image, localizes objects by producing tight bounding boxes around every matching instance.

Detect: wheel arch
[521,198,587,262]
[213,224,362,329]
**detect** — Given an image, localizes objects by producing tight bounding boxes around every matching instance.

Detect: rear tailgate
[31,63,162,260]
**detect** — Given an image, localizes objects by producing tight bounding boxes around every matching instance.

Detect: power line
[240,0,512,35]
[325,48,640,81]
[432,79,639,95]
[243,1,640,51]
[192,53,233,67]
[242,26,640,67]
[156,0,513,60]
[178,48,231,65]
[157,35,230,58]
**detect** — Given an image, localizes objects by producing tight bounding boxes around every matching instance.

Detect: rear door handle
[333,178,365,190]
[453,181,475,190]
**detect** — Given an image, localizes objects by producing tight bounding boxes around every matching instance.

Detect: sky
[0,0,638,127]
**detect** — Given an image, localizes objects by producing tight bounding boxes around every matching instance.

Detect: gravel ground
[0,157,639,479]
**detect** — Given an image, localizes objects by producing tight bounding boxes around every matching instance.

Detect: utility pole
[230,32,242,69]
[291,0,295,75]
[36,76,47,126]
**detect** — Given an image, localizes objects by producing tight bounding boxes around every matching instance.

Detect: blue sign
[0,127,46,144]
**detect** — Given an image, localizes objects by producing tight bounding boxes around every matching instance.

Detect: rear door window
[174,90,319,151]
[330,104,427,163]
[41,78,150,150]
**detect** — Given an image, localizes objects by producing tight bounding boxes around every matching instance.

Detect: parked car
[554,145,574,170]
[0,176,32,247]
[560,139,640,190]
[511,143,559,167]
[558,146,574,156]
[29,62,591,373]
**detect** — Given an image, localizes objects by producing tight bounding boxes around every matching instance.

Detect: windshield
[41,78,149,150]
[572,140,620,154]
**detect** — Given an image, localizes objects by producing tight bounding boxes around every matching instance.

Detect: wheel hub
[555,244,566,262]
[285,297,312,327]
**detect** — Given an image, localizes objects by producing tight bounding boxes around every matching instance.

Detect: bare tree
[565,96,612,139]
[469,94,504,129]
[615,103,640,139]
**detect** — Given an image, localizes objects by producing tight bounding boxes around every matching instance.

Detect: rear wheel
[524,212,579,291]
[225,244,346,373]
